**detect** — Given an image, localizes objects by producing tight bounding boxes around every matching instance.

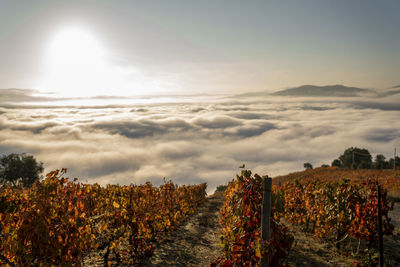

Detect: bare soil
[140,192,224,266]
[284,203,400,266]
[284,227,358,266]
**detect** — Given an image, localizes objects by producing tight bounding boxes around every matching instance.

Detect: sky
[1,1,400,193]
[1,0,399,96]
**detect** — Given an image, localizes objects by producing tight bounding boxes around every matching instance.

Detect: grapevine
[0,169,206,266]
[213,170,294,266]
[276,175,395,263]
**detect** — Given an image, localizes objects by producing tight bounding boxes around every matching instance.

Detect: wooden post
[377,184,384,267]
[261,177,272,267]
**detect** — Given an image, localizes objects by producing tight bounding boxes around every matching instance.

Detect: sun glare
[38,26,166,98]
[50,28,105,68]
[39,27,116,97]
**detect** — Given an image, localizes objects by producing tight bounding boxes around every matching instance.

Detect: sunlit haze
[39,27,106,96]
[38,26,164,97]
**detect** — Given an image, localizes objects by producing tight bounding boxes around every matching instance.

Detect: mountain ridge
[234,84,400,98]
[271,84,373,97]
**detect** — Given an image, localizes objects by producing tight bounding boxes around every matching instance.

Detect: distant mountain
[392,84,400,89]
[271,85,374,97]
[234,85,376,98]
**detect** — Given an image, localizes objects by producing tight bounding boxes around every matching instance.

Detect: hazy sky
[1,0,400,95]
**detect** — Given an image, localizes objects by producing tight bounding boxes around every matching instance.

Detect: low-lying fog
[1,89,399,193]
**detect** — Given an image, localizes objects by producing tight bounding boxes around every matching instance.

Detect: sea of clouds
[1,89,399,193]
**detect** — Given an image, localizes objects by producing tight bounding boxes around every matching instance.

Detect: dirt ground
[83,193,225,267]
[140,193,224,266]
[84,194,400,266]
[282,203,400,267]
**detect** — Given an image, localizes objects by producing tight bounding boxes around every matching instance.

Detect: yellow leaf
[113,201,120,209]
[219,235,225,247]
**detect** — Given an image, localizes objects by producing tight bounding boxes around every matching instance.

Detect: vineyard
[213,168,400,266]
[273,167,400,186]
[0,169,206,266]
[1,167,400,266]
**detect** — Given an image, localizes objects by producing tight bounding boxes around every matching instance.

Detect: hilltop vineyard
[214,168,399,266]
[0,169,206,266]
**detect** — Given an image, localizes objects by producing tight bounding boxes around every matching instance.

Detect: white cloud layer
[1,92,399,193]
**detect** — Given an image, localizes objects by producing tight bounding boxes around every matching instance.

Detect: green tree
[331,159,342,168]
[304,162,313,170]
[338,147,372,169]
[0,153,43,187]
[373,154,389,169]
[389,156,400,170]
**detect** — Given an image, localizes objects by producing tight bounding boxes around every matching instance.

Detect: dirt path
[140,193,224,266]
[84,194,400,266]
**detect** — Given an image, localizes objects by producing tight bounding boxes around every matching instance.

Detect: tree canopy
[331,159,342,168]
[336,147,372,169]
[330,147,398,170]
[373,154,389,169]
[0,153,43,187]
[304,162,313,170]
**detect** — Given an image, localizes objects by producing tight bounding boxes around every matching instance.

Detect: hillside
[271,85,374,97]
[235,84,376,98]
[273,166,400,184]
[273,167,400,202]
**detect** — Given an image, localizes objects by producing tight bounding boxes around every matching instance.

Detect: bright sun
[39,27,119,97]
[38,26,165,97]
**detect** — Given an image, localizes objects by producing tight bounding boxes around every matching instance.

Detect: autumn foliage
[278,179,394,248]
[0,169,206,266]
[273,166,400,185]
[213,168,398,266]
[274,167,398,264]
[213,170,294,266]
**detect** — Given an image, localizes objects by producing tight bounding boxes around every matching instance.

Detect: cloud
[0,88,46,103]
[299,105,336,111]
[1,94,399,193]
[364,128,400,143]
[88,118,193,139]
[278,125,336,141]
[226,121,277,138]
[229,111,276,120]
[130,108,149,113]
[11,122,60,134]
[192,116,242,129]
[0,118,60,134]
[352,101,400,111]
